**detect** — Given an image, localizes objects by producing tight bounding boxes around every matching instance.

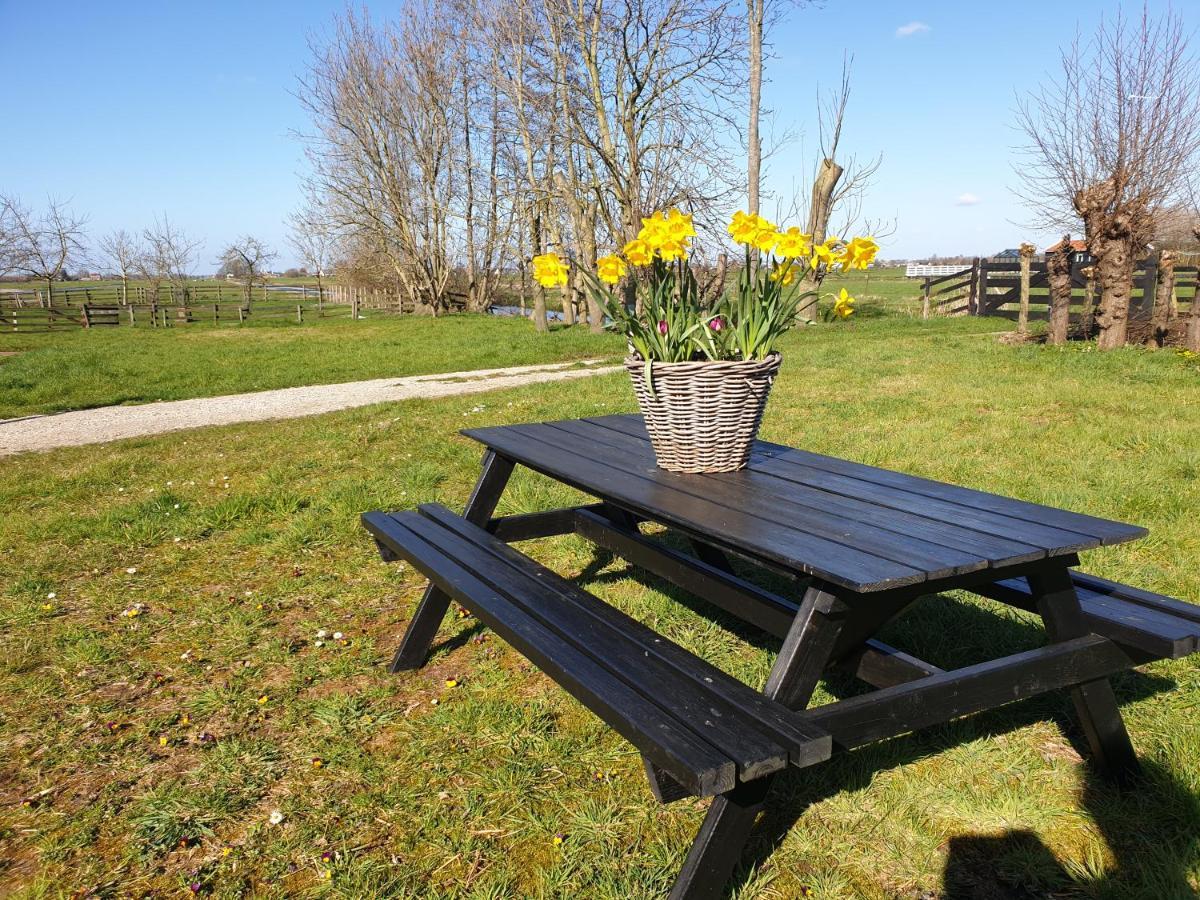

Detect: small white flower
[117,487,125,492]
[244,590,253,597]
[333,632,344,641]
[46,592,56,599]
[173,504,180,509]
[269,810,284,825]
[174,537,182,543]
[126,567,137,575]
[167,481,173,486]
[314,640,324,648]
[316,629,328,638]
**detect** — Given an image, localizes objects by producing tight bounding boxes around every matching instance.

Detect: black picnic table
[362,414,1200,899]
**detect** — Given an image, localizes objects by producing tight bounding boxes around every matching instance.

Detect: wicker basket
[626,353,782,473]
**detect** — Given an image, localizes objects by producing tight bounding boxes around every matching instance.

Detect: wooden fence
[0,281,472,332]
[919,257,1198,323]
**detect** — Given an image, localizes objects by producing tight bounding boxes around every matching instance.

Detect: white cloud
[896,21,930,38]
[955,192,982,206]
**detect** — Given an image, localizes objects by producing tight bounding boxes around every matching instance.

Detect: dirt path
[0,359,620,456]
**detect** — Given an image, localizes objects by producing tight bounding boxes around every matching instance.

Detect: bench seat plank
[401,511,789,781]
[363,506,832,796]
[419,504,831,771]
[975,572,1200,660]
[363,510,737,796]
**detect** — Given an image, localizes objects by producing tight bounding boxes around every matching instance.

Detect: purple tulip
[657,320,668,335]
[708,316,725,332]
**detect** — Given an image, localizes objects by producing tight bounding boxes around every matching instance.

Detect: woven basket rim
[623,352,782,373]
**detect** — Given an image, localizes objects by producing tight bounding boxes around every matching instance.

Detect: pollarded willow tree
[1015,6,1200,349]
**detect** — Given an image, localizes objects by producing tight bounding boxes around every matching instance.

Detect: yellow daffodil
[809,242,835,270]
[841,236,880,270]
[833,288,855,318]
[753,227,780,254]
[596,254,628,284]
[665,209,696,242]
[623,238,653,267]
[774,227,812,260]
[727,211,758,245]
[769,262,796,286]
[657,239,688,262]
[532,253,569,288]
[637,215,669,251]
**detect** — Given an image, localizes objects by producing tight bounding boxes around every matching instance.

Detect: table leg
[668,584,847,900]
[1029,566,1141,783]
[389,450,515,672]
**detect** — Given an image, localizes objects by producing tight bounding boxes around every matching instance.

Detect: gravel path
[0,359,620,456]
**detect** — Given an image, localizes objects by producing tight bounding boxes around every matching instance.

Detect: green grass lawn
[1,315,1197,897]
[0,315,623,420]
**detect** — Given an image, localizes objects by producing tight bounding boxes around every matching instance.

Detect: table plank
[571,418,1046,566]
[462,414,1147,593]
[592,414,1145,548]
[467,423,926,591]
[545,420,988,579]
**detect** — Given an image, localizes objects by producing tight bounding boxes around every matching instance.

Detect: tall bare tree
[0,196,87,305]
[97,229,142,305]
[287,206,338,304]
[299,6,458,315]
[1016,6,1200,349]
[218,236,277,305]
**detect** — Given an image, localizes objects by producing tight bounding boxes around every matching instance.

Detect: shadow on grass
[574,533,1199,899]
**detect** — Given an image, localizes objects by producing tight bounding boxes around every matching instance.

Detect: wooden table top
[463,415,1147,593]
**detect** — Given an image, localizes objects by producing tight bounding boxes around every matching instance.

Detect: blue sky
[0,0,1179,265]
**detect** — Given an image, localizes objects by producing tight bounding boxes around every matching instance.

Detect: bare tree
[299,6,458,316]
[218,236,277,305]
[140,216,201,305]
[1016,6,1200,349]
[788,61,886,315]
[287,206,338,304]
[97,229,142,305]
[745,0,817,215]
[0,196,87,305]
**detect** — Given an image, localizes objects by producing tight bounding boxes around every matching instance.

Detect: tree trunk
[530,209,547,333]
[746,0,763,216]
[796,157,845,317]
[1188,299,1200,352]
[1046,239,1072,345]
[1093,238,1135,350]
[1147,250,1174,348]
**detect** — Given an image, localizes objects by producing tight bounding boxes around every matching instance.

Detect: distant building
[1045,238,1088,254]
[994,248,1022,259]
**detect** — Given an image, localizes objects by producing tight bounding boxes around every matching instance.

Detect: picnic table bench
[362,414,1200,899]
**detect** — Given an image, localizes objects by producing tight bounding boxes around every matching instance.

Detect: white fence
[905,264,973,279]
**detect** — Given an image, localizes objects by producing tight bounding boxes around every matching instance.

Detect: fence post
[921,278,931,319]
[974,259,989,316]
[82,304,91,329]
[238,305,245,323]
[1018,243,1035,335]
[128,306,135,326]
[296,304,303,324]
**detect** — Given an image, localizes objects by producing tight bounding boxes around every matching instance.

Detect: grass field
[0,316,623,420]
[0,270,919,421]
[1,314,1196,897]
